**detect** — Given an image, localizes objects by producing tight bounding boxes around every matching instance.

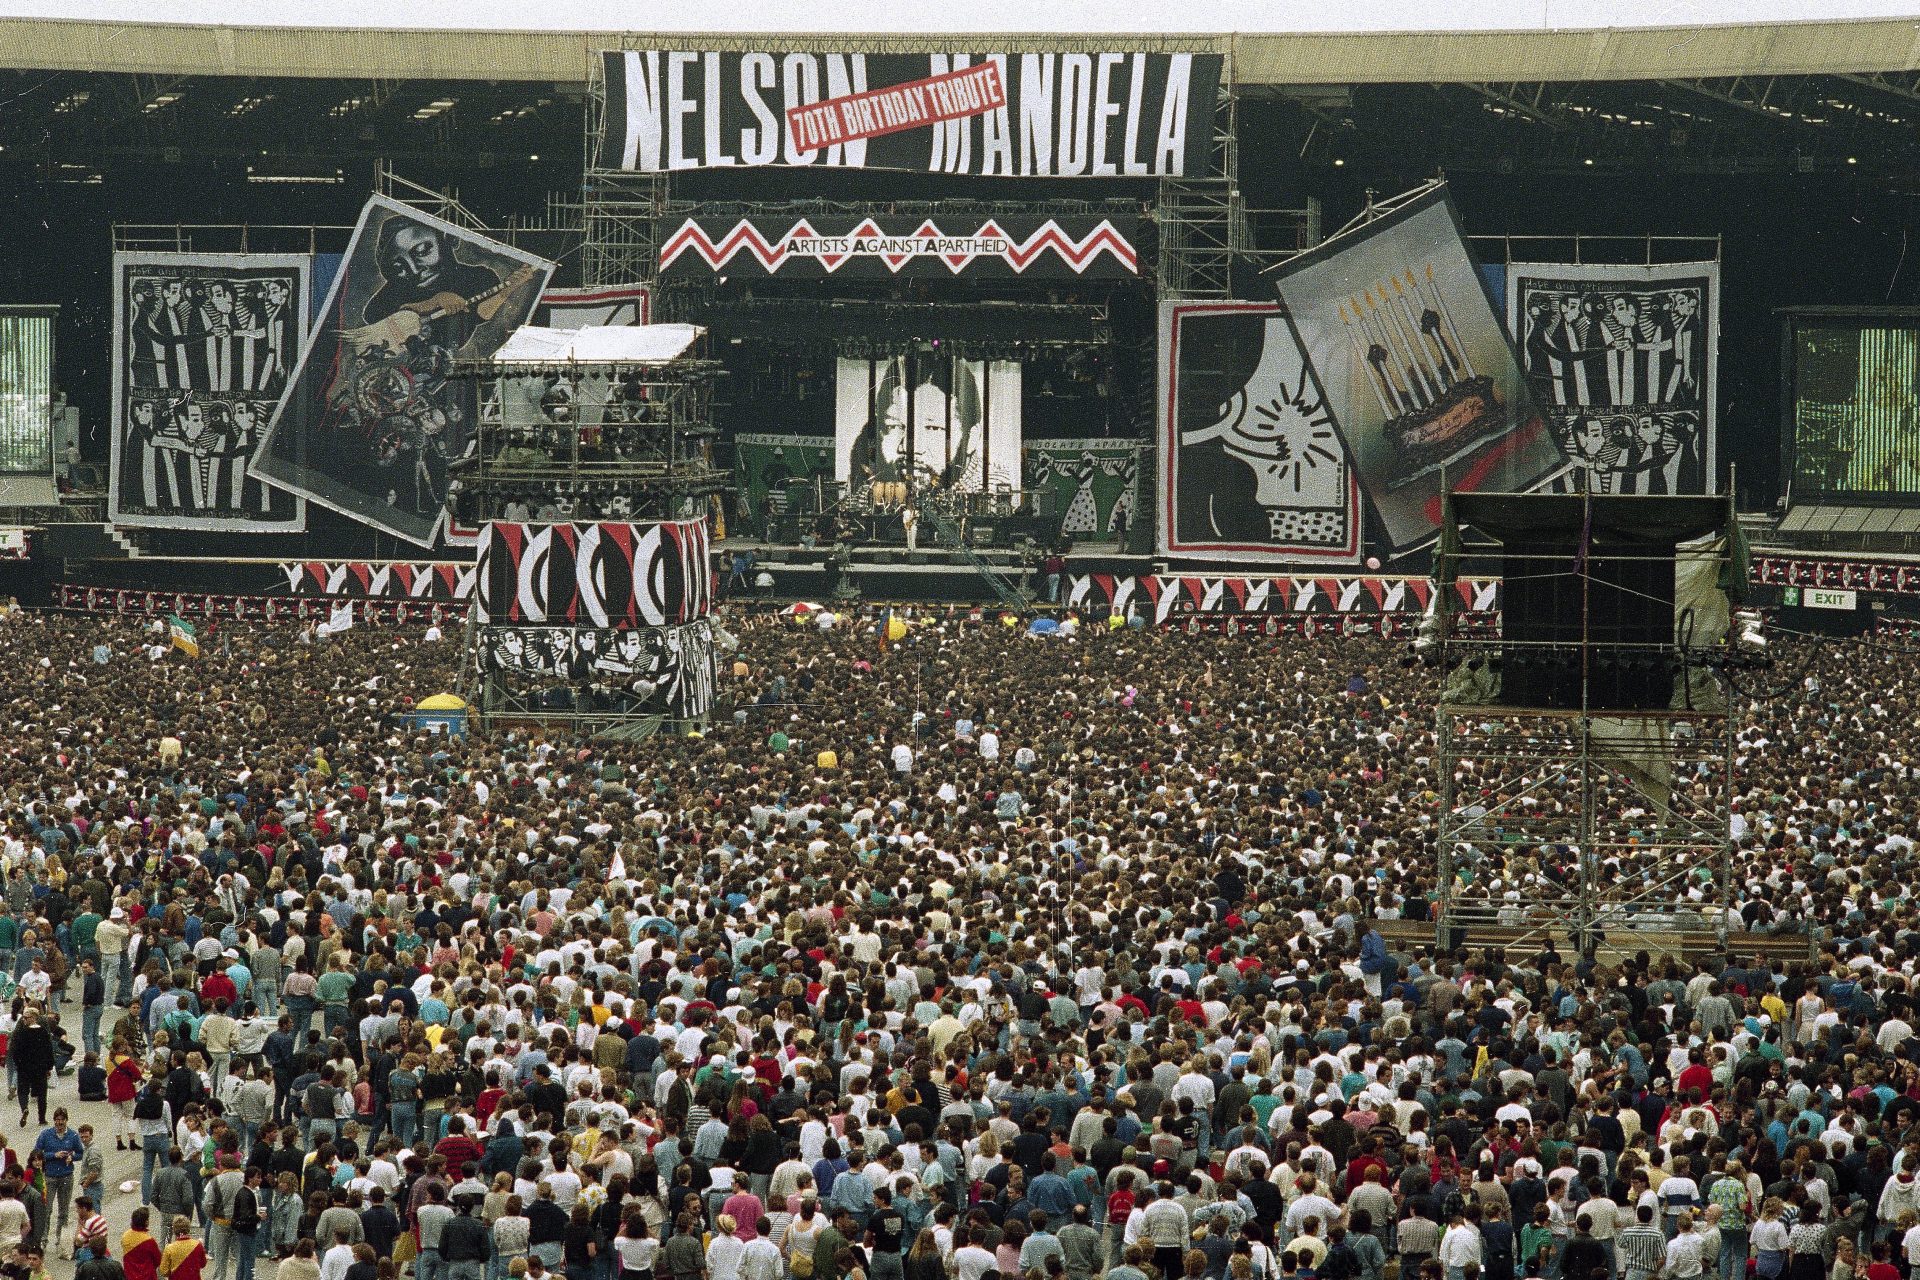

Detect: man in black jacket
[439,1200,491,1280]
[360,1186,402,1260]
[11,1012,54,1127]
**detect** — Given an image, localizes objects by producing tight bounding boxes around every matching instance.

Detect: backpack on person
[134,1086,165,1121]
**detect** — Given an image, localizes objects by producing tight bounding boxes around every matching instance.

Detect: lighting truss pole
[1156,72,1241,299]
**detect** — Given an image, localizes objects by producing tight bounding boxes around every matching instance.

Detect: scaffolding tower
[583,57,669,296]
[452,326,727,734]
[1427,489,1749,962]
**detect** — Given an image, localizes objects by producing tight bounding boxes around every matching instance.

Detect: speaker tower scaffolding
[1427,489,1751,962]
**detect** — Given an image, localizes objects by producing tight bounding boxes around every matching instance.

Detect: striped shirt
[1619,1224,1667,1275]
[74,1212,109,1256]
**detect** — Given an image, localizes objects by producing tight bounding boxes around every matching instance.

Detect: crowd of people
[0,604,1912,1280]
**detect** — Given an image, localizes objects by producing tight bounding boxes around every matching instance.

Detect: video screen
[0,311,52,475]
[1790,318,1920,498]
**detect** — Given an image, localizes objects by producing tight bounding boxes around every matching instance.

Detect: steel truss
[583,58,668,297]
[1432,706,1734,962]
[451,353,727,525]
[1430,491,1740,964]
[1156,78,1241,299]
[454,340,727,737]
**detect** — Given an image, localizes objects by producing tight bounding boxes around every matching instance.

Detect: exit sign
[1806,588,1858,611]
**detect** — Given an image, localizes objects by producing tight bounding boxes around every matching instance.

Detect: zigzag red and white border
[658,217,1138,276]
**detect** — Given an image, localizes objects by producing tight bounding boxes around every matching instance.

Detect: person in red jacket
[1676,1047,1714,1105]
[105,1049,143,1151]
[119,1208,163,1280]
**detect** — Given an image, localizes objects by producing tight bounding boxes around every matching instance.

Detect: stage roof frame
[3,13,1920,87]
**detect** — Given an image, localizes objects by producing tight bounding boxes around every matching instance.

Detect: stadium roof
[4,2,1920,85]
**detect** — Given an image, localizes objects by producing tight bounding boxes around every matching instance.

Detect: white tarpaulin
[492,324,703,367]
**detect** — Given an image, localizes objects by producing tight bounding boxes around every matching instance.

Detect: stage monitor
[0,307,56,477]
[1784,309,1920,503]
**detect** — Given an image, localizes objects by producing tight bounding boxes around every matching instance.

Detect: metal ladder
[454,601,483,712]
[918,502,1032,608]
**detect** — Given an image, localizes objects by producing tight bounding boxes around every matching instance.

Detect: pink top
[722,1192,766,1238]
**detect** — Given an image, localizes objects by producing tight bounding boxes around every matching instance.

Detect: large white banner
[110,252,309,531]
[1508,260,1718,495]
[834,354,1021,493]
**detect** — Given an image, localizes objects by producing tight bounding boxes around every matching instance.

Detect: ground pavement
[26,992,282,1280]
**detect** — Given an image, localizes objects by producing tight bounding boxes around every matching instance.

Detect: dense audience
[0,606,1910,1280]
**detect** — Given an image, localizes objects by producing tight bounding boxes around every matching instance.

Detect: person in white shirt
[319,1232,358,1280]
[707,1216,746,1280]
[1661,1212,1706,1278]
[740,1224,782,1280]
[953,1232,998,1280]
[1436,1210,1484,1280]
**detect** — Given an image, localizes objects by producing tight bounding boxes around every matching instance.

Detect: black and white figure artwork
[110,253,308,530]
[484,617,718,719]
[1509,262,1718,495]
[249,196,553,546]
[1159,301,1362,565]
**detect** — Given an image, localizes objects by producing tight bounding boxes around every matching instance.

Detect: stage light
[1848,156,1859,164]
[1333,158,1346,167]
[1583,158,1595,166]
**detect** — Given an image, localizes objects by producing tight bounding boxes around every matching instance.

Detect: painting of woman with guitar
[248,195,553,547]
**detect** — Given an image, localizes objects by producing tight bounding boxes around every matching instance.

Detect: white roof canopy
[491,323,705,367]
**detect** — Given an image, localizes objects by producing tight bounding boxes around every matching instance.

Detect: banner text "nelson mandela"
[598,50,1223,180]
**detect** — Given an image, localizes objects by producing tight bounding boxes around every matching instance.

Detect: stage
[715,536,1156,603]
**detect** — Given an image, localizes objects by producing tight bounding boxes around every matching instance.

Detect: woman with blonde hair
[1750,1196,1789,1280]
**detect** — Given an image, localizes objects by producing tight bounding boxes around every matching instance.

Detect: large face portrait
[380,223,448,296]
[873,355,982,487]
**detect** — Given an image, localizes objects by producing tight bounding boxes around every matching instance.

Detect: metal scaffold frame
[583,57,669,295]
[1429,489,1743,964]
[1156,75,1240,299]
[1431,706,1736,961]
[451,334,728,736]
[454,358,728,517]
